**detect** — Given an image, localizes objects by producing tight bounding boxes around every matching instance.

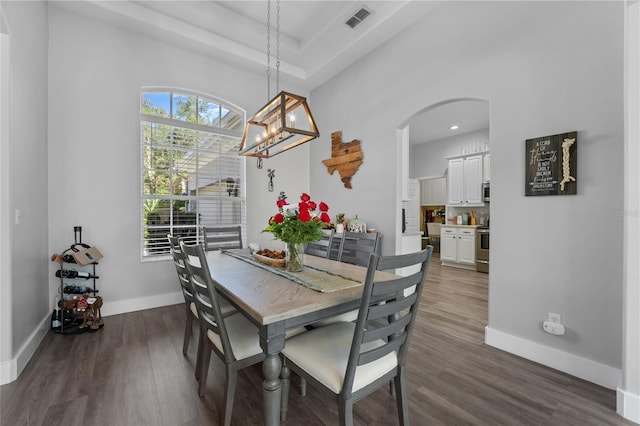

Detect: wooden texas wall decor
[322,131,363,189]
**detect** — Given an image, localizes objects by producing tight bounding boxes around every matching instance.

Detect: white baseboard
[101,290,182,318]
[485,326,621,390]
[1,291,183,385]
[617,387,640,424]
[0,313,49,385]
[0,358,16,385]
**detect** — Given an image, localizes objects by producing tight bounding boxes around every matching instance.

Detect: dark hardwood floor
[1,254,634,425]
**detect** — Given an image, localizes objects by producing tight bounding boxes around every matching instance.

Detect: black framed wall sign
[525,131,577,196]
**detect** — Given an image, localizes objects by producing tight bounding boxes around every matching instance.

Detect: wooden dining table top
[204,249,396,326]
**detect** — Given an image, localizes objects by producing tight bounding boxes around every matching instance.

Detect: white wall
[310,0,625,387]
[0,0,50,384]
[619,1,640,422]
[0,5,12,380]
[410,128,490,179]
[247,146,311,251]
[46,5,309,316]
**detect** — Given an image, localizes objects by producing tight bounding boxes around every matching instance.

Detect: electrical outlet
[548,312,562,324]
[543,321,566,336]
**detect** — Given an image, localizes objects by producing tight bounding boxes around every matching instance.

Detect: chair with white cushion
[167,235,236,379]
[180,241,263,426]
[280,246,433,426]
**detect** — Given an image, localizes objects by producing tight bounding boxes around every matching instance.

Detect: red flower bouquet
[264,192,331,244]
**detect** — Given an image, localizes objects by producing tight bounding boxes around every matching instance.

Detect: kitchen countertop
[441,224,480,228]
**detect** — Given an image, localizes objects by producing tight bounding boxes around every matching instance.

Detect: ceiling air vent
[345,7,372,29]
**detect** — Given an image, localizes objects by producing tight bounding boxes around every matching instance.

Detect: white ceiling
[407,100,490,145]
[54,0,443,90]
[52,0,489,143]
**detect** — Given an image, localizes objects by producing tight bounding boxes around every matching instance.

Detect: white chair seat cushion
[189,301,199,318]
[285,326,307,339]
[282,322,397,394]
[219,298,237,317]
[310,309,358,328]
[190,299,235,318]
[207,313,262,360]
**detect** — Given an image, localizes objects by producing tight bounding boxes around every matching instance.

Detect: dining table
[204,248,398,426]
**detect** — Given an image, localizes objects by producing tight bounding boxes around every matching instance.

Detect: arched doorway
[397,97,490,248]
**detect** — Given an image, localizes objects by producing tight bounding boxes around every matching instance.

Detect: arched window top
[141,88,244,133]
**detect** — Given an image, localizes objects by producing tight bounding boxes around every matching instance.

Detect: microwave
[483,182,490,202]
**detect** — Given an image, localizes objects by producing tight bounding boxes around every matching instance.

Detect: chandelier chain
[266,0,271,100]
[276,0,280,94]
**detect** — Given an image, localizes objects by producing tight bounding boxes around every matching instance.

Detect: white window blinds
[140,89,245,259]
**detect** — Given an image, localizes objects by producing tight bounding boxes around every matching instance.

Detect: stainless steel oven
[483,182,490,203]
[476,227,489,273]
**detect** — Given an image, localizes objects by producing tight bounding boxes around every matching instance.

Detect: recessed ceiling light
[450,125,459,130]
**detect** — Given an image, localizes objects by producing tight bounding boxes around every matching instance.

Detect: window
[140,89,245,259]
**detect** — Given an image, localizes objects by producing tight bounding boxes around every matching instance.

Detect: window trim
[139,87,246,262]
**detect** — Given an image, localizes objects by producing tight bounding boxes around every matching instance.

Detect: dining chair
[202,225,243,251]
[337,231,381,267]
[311,231,382,327]
[167,235,236,379]
[328,231,342,260]
[180,241,264,426]
[280,246,433,426]
[304,229,335,258]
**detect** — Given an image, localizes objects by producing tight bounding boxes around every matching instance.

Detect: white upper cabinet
[464,155,483,204]
[446,152,488,206]
[447,158,465,205]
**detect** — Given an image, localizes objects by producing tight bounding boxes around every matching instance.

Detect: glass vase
[285,242,305,272]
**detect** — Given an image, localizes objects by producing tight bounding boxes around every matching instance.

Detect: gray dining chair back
[337,231,380,266]
[202,225,243,251]
[180,241,263,426]
[169,235,236,381]
[167,234,198,356]
[181,242,235,362]
[328,232,342,260]
[281,246,434,426]
[305,229,335,258]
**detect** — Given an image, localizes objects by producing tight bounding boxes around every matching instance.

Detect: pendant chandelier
[239,0,319,159]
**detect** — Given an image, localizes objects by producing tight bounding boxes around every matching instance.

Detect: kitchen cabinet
[440,225,476,269]
[447,158,464,205]
[464,155,483,204]
[458,230,476,264]
[420,177,447,206]
[447,152,487,206]
[440,228,458,262]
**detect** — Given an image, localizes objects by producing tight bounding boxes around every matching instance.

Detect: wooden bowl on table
[251,249,286,268]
